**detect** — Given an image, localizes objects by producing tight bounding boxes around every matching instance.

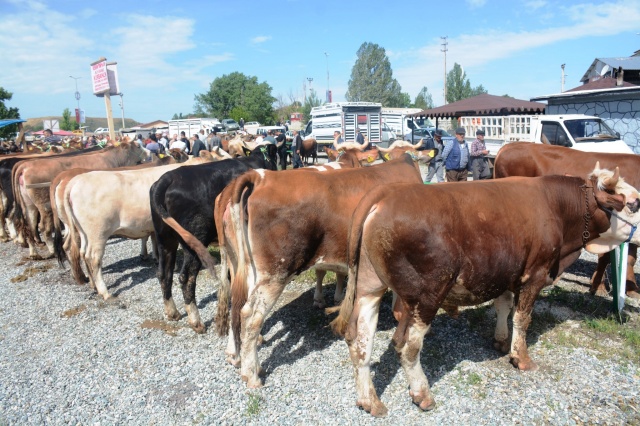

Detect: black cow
[149,144,278,333]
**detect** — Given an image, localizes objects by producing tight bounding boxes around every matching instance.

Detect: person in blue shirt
[442,127,470,182]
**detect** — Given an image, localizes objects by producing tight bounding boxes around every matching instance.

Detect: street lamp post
[118,93,125,129]
[69,75,81,124]
[324,52,330,103]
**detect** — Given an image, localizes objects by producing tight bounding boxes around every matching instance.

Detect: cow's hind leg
[509,279,546,371]
[158,235,180,322]
[345,288,388,417]
[313,269,327,308]
[334,273,346,303]
[240,279,287,388]
[179,250,205,333]
[84,239,113,300]
[493,290,514,353]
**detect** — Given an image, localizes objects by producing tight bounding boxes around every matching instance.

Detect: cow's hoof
[511,357,538,371]
[166,311,181,321]
[626,290,640,300]
[410,390,436,411]
[589,284,608,298]
[357,398,388,417]
[226,355,240,368]
[0,237,10,243]
[29,254,43,260]
[242,376,263,388]
[313,299,326,309]
[493,339,510,354]
[190,322,206,334]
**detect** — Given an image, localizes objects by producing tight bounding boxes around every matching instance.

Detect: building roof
[580,57,640,83]
[531,84,640,102]
[566,76,636,92]
[409,93,546,119]
[138,120,168,129]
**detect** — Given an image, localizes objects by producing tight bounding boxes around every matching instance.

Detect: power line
[441,36,448,104]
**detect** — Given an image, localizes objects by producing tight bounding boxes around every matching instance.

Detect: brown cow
[331,168,640,416]
[494,142,640,298]
[300,138,318,165]
[170,153,433,385]
[12,142,148,258]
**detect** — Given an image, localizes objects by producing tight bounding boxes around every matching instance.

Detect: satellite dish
[600,64,611,76]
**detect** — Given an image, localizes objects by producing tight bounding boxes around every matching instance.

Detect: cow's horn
[377,145,393,153]
[357,137,369,151]
[412,138,423,149]
[595,161,601,171]
[603,167,620,189]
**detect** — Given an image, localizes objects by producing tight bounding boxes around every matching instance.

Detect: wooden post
[104,93,116,141]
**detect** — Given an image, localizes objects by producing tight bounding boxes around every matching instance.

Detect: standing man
[442,127,470,182]
[291,130,304,168]
[470,129,491,180]
[191,134,206,158]
[424,129,445,183]
[263,130,277,145]
[208,130,221,151]
[355,128,365,144]
[275,129,288,170]
[43,129,62,145]
[239,118,245,131]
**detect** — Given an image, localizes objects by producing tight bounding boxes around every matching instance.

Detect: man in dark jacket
[291,130,304,168]
[191,134,206,158]
[442,127,470,182]
[275,129,288,170]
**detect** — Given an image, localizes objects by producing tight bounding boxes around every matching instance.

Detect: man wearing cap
[470,129,491,180]
[424,129,446,183]
[442,127,471,182]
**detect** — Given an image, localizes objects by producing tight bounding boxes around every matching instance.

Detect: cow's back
[495,143,640,188]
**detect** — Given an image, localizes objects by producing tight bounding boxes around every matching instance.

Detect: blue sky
[1,0,639,124]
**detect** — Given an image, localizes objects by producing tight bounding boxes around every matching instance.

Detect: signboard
[75,109,86,124]
[91,59,110,95]
[43,119,60,132]
[105,62,120,96]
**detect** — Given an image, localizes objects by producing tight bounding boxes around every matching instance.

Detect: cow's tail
[51,180,66,265]
[329,188,384,337]
[229,171,259,357]
[150,175,218,279]
[11,166,31,243]
[214,186,233,337]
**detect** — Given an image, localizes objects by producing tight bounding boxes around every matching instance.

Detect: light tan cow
[13,142,148,258]
[63,156,212,299]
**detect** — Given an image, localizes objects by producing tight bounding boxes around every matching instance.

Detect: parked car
[93,127,110,135]
[404,127,455,147]
[221,119,239,131]
[244,121,260,127]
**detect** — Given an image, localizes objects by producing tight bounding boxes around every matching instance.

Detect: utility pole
[69,75,81,125]
[324,52,330,103]
[441,36,448,104]
[561,64,566,92]
[307,77,313,102]
[118,93,125,129]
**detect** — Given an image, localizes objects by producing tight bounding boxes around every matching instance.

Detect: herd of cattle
[1,134,640,417]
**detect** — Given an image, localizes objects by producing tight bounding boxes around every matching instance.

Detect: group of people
[131,128,225,159]
[424,127,491,183]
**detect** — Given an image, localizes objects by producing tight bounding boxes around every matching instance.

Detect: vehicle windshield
[565,119,618,142]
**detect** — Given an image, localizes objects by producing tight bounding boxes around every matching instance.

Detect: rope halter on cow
[581,184,592,247]
[599,206,640,243]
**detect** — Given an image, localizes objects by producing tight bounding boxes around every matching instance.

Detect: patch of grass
[246,391,262,416]
[583,316,640,363]
[207,245,221,263]
[466,306,489,330]
[466,372,482,386]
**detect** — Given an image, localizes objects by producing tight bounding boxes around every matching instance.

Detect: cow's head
[379,147,436,163]
[247,144,278,169]
[586,162,640,253]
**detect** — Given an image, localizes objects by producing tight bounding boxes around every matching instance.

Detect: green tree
[446,63,487,104]
[302,89,322,123]
[346,42,405,107]
[60,108,78,131]
[414,86,434,110]
[194,72,275,125]
[0,87,20,140]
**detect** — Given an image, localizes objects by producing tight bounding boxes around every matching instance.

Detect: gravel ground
[0,237,639,425]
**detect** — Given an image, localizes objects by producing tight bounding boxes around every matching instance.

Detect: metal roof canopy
[0,119,26,129]
[409,94,546,119]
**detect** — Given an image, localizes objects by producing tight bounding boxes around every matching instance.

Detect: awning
[409,94,546,119]
[31,130,76,136]
[0,119,26,128]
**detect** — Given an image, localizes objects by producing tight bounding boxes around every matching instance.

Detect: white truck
[381,107,423,138]
[458,114,633,156]
[168,118,223,139]
[302,102,396,149]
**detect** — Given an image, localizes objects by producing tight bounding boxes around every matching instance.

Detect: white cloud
[394,0,640,101]
[524,0,547,11]
[251,35,272,44]
[466,0,487,8]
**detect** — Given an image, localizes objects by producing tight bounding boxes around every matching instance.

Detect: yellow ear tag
[384,153,390,161]
[429,150,435,158]
[159,154,165,158]
[367,155,374,163]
